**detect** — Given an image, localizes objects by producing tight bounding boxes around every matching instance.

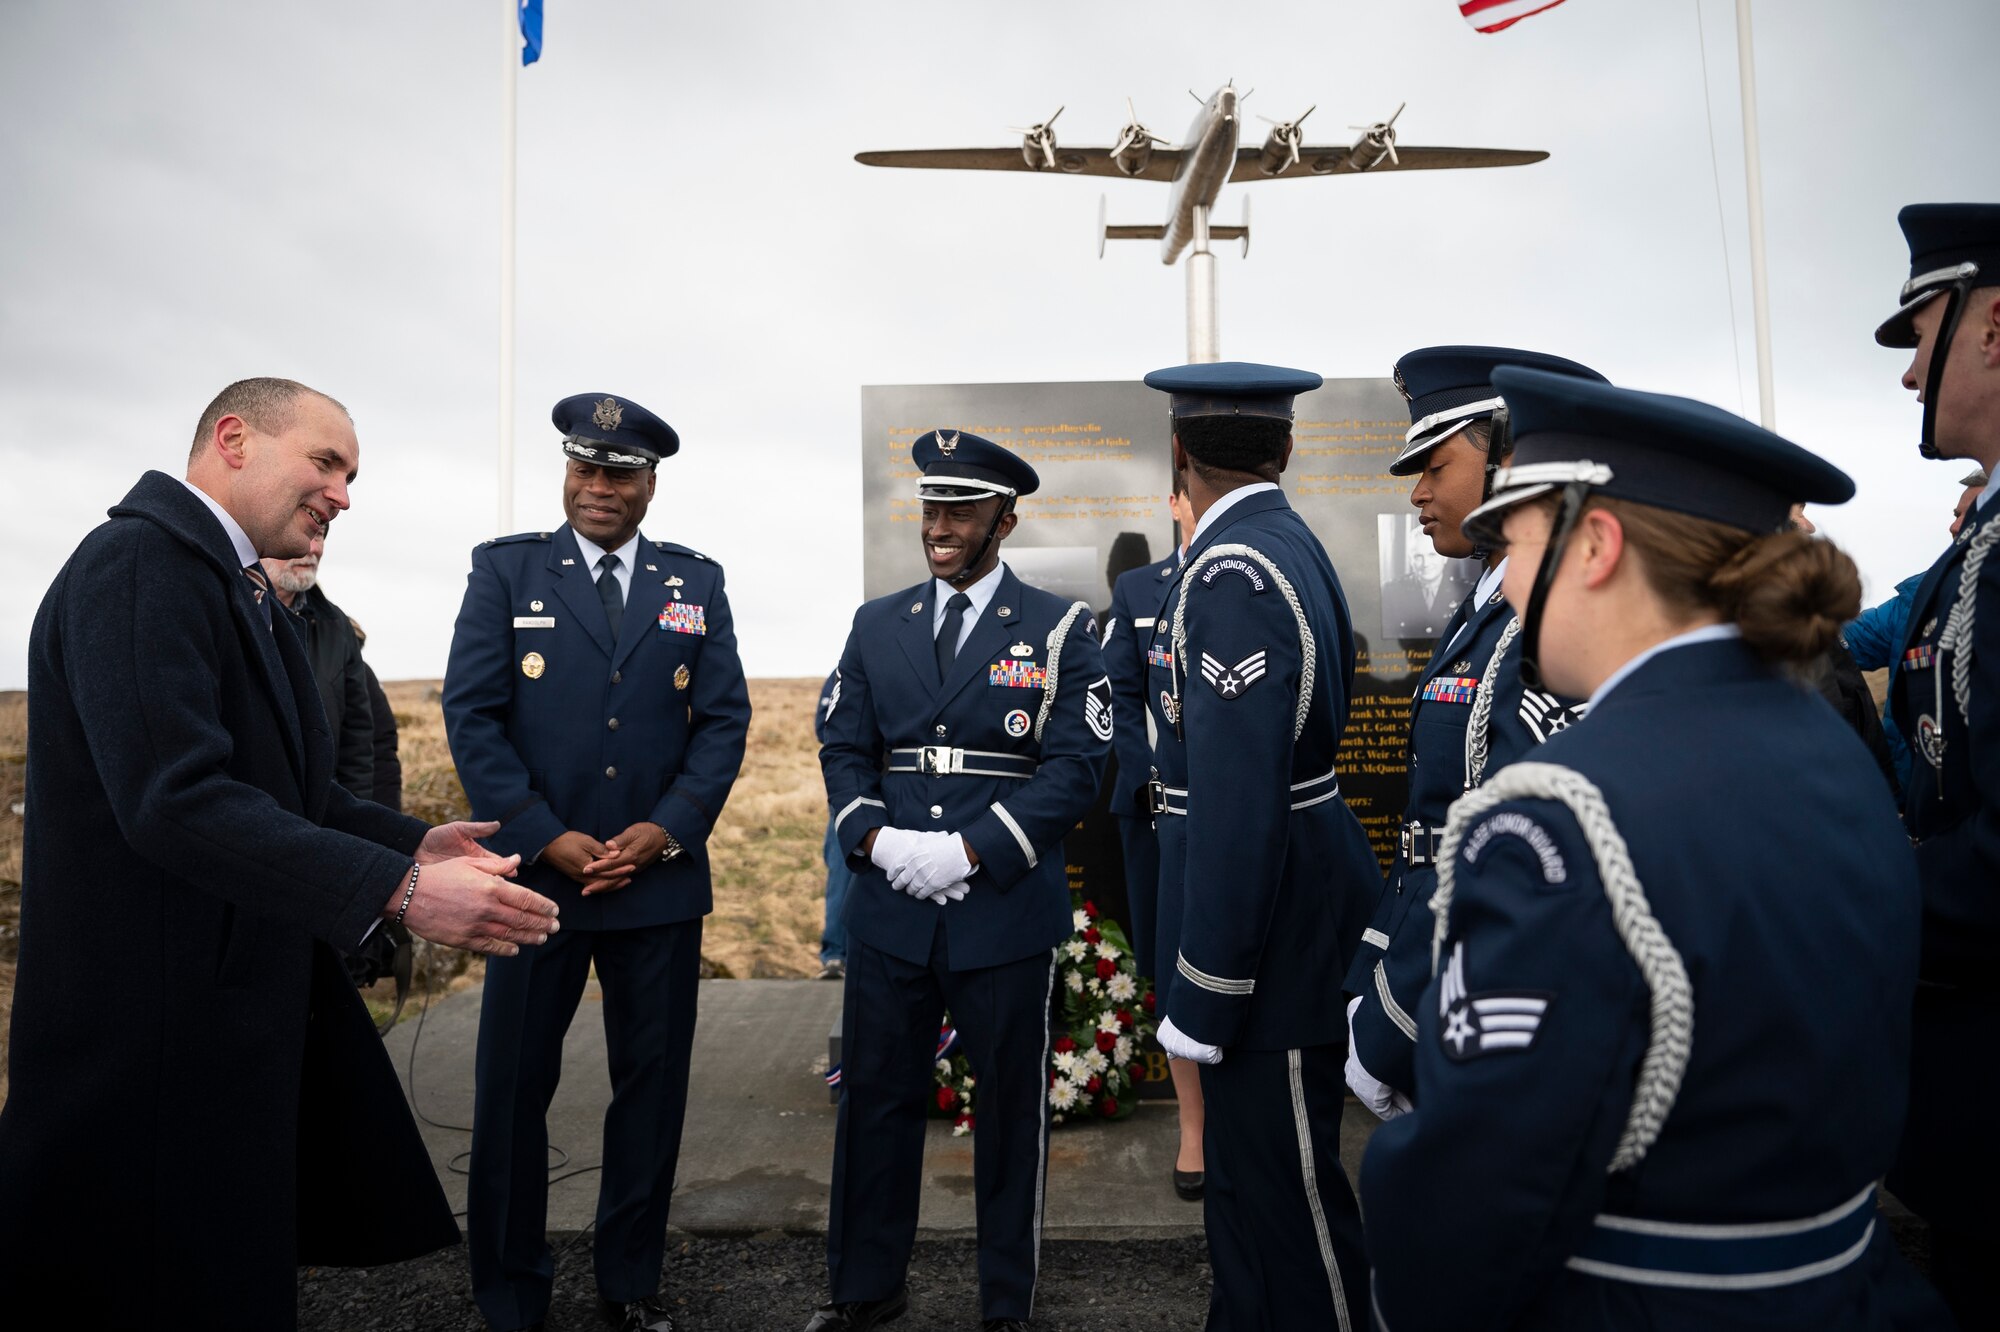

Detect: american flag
[1459,0,1570,33]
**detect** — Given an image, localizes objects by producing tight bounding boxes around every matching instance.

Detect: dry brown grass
[0,680,832,1104]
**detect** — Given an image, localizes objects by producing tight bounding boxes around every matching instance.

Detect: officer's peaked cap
[1143,361,1323,421]
[1389,346,1606,475]
[553,393,678,469]
[913,430,1039,502]
[1462,368,1854,546]
[1875,203,2000,348]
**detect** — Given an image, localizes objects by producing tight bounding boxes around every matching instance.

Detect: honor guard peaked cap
[1388,346,1607,475]
[1142,361,1323,420]
[552,392,679,469]
[1462,367,1855,546]
[1876,204,2000,348]
[912,430,1039,501]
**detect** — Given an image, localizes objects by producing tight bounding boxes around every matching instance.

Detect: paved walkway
[383,979,1377,1238]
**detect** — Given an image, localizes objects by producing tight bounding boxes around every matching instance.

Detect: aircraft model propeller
[1008,106,1065,170]
[1346,102,1405,171]
[1111,97,1169,178]
[1255,105,1315,175]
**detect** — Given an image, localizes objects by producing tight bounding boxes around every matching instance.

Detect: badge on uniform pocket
[521,652,546,680]
[674,664,691,692]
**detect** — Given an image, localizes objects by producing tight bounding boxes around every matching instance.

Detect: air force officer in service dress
[444,394,751,1332]
[810,432,1110,1332]
[1140,362,1381,1332]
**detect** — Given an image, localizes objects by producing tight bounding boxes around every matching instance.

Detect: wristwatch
[654,825,685,863]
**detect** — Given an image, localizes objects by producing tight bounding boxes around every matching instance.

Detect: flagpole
[497,0,518,534]
[1735,0,1776,429]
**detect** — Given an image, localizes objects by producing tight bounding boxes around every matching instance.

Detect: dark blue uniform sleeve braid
[1916,534,2000,975]
[649,570,750,848]
[443,543,568,862]
[819,610,889,868]
[958,606,1111,891]
[1360,798,1649,1328]
[1168,559,1303,1048]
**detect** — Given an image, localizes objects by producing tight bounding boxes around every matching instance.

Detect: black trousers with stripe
[1200,1042,1367,1332]
[828,934,1056,1320]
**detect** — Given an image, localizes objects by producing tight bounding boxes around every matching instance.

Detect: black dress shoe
[802,1286,909,1331]
[982,1321,1031,1331]
[1173,1167,1206,1201]
[600,1292,679,1331]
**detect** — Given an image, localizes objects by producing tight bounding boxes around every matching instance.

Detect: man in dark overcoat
[0,377,563,1330]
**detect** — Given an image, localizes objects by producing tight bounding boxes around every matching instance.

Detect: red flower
[1096,1030,1116,1053]
[1122,1064,1139,1084]
[1086,1075,1103,1094]
[1054,1036,1076,1054]
[1142,991,1157,1012]
[1116,1008,1134,1030]
[957,1113,975,1131]
[937,1086,956,1111]
[1099,1095,1120,1117]
[1095,958,1116,980]
[1083,900,1099,919]
[1083,927,1102,945]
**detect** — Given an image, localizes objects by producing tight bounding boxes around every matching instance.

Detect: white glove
[1344,996,1413,1122]
[1158,1015,1223,1065]
[869,827,924,879]
[932,880,971,905]
[892,832,974,900]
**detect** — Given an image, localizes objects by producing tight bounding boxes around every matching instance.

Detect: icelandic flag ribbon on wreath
[519,0,543,65]
[1459,0,1569,34]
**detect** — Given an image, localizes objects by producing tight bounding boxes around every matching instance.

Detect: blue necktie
[596,553,624,643]
[935,592,971,682]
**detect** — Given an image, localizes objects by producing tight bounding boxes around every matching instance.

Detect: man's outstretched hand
[393,853,559,957]
[416,820,504,864]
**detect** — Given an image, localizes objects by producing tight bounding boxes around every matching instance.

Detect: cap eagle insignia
[938,431,960,456]
[593,397,625,430]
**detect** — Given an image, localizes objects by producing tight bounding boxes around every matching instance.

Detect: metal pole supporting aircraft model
[857,84,1548,361]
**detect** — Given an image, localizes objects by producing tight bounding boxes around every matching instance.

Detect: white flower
[1114,1035,1134,1065]
[1083,1049,1108,1075]
[1073,909,1090,931]
[1050,1080,1079,1110]
[1053,1050,1082,1078]
[1095,941,1121,961]
[960,1076,976,1091]
[952,1119,971,1137]
[1065,939,1089,962]
[1098,1009,1122,1034]
[1107,973,1137,1001]
[935,1059,951,1075]
[1053,1112,1066,1125]
[1066,971,1084,993]
[1087,978,1103,996]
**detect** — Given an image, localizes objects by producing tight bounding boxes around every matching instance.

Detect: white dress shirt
[1190,481,1280,548]
[1587,623,1743,711]
[572,528,643,602]
[177,477,259,569]
[932,560,1007,654]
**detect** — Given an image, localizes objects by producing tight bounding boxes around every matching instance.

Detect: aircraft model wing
[1227,144,1547,181]
[856,148,1183,183]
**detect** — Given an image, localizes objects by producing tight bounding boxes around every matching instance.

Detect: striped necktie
[242,564,273,628]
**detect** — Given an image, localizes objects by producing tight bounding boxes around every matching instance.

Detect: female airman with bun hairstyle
[1359,368,1948,1331]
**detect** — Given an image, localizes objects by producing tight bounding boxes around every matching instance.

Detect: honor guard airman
[1876,201,2000,1325]
[443,393,751,1332]
[1343,347,1604,1121]
[1140,362,1380,1331]
[1099,468,1207,1199]
[1361,369,1947,1329]
[810,431,1110,1332]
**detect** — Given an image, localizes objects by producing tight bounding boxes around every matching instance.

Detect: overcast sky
[2,0,1993,686]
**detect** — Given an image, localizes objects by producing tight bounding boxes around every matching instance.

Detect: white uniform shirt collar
[933,560,1006,647]
[572,528,643,601]
[1977,483,1997,512]
[176,477,259,569]
[1191,481,1280,548]
[1587,622,1743,711]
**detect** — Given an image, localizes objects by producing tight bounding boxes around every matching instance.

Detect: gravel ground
[300,1235,1214,1332]
[300,1218,1933,1330]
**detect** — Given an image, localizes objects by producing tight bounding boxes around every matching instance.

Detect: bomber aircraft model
[857,84,1548,359]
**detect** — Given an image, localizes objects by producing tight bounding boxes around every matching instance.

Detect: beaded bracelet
[393,862,420,925]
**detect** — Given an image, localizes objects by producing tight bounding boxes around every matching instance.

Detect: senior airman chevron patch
[1199,649,1267,699]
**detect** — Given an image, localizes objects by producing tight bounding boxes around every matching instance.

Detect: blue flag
[519,0,543,65]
